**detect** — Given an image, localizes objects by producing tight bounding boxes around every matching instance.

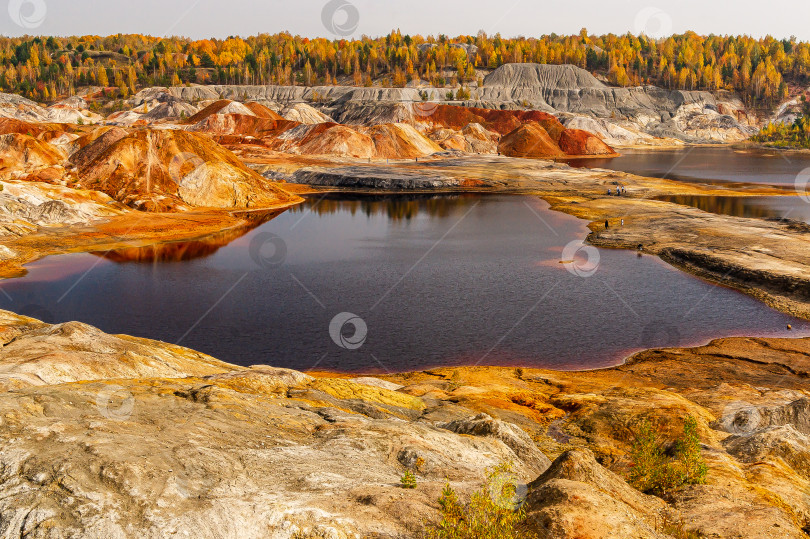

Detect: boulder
[439,413,551,474]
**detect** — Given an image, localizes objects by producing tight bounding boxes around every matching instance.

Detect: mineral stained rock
[0,310,808,537]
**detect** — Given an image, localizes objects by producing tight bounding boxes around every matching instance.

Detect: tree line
[0,29,806,107]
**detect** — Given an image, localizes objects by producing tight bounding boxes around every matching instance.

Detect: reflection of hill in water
[93,209,284,263]
[656,195,781,220]
[290,193,480,221]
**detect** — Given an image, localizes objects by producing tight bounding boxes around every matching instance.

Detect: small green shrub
[629,415,707,496]
[629,419,667,493]
[657,513,702,539]
[401,470,417,489]
[676,415,708,486]
[422,462,537,539]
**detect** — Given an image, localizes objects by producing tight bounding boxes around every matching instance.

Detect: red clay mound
[184,100,284,126]
[0,133,66,180]
[558,129,617,156]
[243,102,284,121]
[295,123,375,158]
[363,124,442,158]
[70,127,130,168]
[0,118,63,139]
[497,122,566,158]
[185,99,292,138]
[191,114,290,138]
[183,99,232,124]
[266,122,375,158]
[416,104,564,138]
[265,122,442,159]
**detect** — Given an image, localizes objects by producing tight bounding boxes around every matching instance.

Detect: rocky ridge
[128,63,756,145]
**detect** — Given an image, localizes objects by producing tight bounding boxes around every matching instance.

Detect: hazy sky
[2,0,809,41]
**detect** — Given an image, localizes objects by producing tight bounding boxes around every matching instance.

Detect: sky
[1,0,809,41]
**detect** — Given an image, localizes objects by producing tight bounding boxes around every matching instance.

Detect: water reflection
[93,208,285,263]
[568,147,810,187]
[290,193,481,221]
[657,195,810,224]
[94,196,481,265]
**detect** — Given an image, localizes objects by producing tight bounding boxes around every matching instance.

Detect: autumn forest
[1,29,807,108]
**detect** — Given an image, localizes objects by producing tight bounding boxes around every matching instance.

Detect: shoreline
[732,141,810,154]
[2,149,810,367]
[0,197,304,279]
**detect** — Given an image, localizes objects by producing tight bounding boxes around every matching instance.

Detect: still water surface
[2,194,803,372]
[570,147,810,186]
[655,195,810,224]
[573,146,810,223]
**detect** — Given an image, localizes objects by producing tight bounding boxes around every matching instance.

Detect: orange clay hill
[497,122,567,158]
[265,121,443,159]
[497,121,616,158]
[184,99,443,159]
[0,118,66,140]
[413,104,565,138]
[185,99,614,159]
[558,128,617,156]
[184,99,295,139]
[68,128,301,212]
[415,104,616,158]
[0,132,67,180]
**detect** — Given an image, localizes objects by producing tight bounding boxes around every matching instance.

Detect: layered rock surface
[0,179,124,237]
[0,311,547,538]
[0,91,100,124]
[173,96,615,159]
[0,311,809,537]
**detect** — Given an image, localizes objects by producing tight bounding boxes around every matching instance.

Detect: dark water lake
[570,146,810,187]
[571,146,810,224]
[655,195,810,224]
[1,193,804,372]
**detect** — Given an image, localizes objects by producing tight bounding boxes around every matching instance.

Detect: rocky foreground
[0,310,808,538]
